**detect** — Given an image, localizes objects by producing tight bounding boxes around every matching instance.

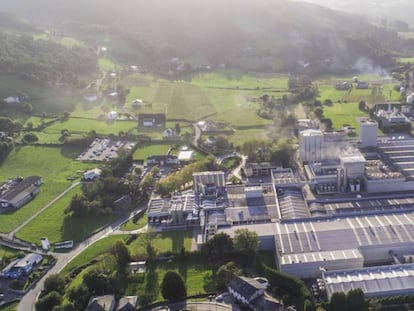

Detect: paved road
[17,206,146,311]
[192,123,201,147]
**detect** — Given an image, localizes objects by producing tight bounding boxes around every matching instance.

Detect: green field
[133,143,171,160]
[61,231,193,276]
[0,146,91,233]
[398,32,414,40]
[121,214,148,231]
[397,57,414,64]
[61,235,126,276]
[33,33,85,47]
[47,118,137,135]
[16,186,117,244]
[323,102,368,131]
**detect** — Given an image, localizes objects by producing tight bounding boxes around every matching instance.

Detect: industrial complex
[146,116,414,299]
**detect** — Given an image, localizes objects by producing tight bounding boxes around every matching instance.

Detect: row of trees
[155,156,219,197]
[241,138,296,167]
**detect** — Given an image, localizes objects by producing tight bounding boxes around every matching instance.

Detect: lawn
[128,231,193,258]
[133,143,172,160]
[33,33,85,47]
[0,146,91,233]
[61,235,127,276]
[323,102,369,132]
[121,214,148,231]
[397,57,414,64]
[0,245,20,261]
[16,186,117,244]
[130,259,214,300]
[47,118,137,135]
[61,231,193,276]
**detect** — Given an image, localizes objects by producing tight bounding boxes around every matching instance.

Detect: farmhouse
[132,98,143,108]
[3,96,20,105]
[228,276,267,307]
[146,155,179,166]
[86,295,116,311]
[163,128,176,138]
[138,113,166,129]
[108,111,118,120]
[83,168,102,181]
[335,82,351,90]
[116,296,139,311]
[0,176,42,209]
[1,253,42,279]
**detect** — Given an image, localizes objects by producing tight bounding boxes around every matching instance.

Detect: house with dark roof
[138,113,166,129]
[116,296,139,311]
[228,276,267,307]
[147,155,179,166]
[86,295,116,311]
[0,176,42,209]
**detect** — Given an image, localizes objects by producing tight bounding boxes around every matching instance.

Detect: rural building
[83,168,102,181]
[1,253,42,279]
[146,155,179,166]
[0,176,42,209]
[2,96,20,105]
[228,276,267,307]
[108,111,118,120]
[132,99,143,108]
[116,296,139,311]
[335,82,352,90]
[86,295,116,311]
[138,113,166,129]
[245,162,279,177]
[356,81,370,89]
[127,261,146,274]
[162,128,176,138]
[178,150,193,162]
[83,94,99,102]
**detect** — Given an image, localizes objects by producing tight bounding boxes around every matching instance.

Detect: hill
[0,0,411,74]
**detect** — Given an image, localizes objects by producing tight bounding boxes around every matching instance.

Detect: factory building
[358,118,378,148]
[323,264,414,299]
[274,211,414,278]
[193,171,225,194]
[299,129,324,162]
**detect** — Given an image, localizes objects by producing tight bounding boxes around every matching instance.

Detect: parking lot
[77,138,135,161]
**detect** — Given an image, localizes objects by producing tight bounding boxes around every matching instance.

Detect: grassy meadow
[0,146,91,233]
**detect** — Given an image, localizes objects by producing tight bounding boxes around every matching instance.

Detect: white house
[83,168,102,180]
[163,128,175,138]
[108,111,118,120]
[228,276,266,306]
[3,96,20,105]
[132,99,143,108]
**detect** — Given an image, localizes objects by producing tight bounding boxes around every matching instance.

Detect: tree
[313,107,324,119]
[233,228,259,260]
[347,288,366,311]
[35,291,62,311]
[201,232,234,262]
[68,284,90,311]
[324,99,333,106]
[161,270,187,300]
[215,136,230,150]
[83,269,109,295]
[329,292,348,311]
[43,274,65,295]
[175,123,181,135]
[359,100,366,111]
[108,240,131,271]
[216,262,241,290]
[23,132,39,143]
[22,102,33,113]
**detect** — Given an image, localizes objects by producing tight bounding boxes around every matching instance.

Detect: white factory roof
[178,150,193,161]
[300,129,323,136]
[323,263,414,298]
[340,154,366,163]
[275,212,414,256]
[281,249,363,265]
